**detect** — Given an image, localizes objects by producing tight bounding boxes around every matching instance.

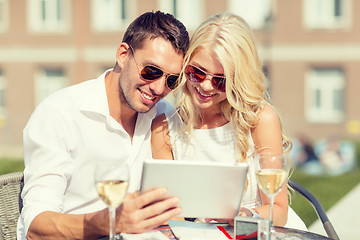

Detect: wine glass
[95,161,130,240]
[254,152,289,239]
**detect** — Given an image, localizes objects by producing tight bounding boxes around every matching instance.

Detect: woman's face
[186,47,227,112]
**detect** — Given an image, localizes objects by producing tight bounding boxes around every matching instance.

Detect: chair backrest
[288,179,340,240]
[0,171,24,240]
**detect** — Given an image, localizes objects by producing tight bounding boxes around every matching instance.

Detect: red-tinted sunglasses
[129,45,179,90]
[185,65,226,92]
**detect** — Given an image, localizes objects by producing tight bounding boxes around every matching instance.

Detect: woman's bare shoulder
[257,103,279,124]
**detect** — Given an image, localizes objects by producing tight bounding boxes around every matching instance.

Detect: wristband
[244,207,260,218]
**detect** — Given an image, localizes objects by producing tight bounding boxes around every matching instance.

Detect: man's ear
[116,43,131,68]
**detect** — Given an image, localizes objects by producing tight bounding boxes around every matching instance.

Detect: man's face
[119,38,184,113]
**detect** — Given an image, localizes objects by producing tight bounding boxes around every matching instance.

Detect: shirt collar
[78,69,158,121]
[78,70,110,117]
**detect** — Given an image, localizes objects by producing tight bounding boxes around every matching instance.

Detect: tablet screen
[140,159,249,219]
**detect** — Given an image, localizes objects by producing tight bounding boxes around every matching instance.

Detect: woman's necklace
[196,113,229,129]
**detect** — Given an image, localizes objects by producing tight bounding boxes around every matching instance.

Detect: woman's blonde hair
[175,12,291,161]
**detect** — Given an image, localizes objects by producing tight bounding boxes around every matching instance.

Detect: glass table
[100,224,331,240]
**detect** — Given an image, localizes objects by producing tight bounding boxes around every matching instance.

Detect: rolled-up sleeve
[20,101,76,235]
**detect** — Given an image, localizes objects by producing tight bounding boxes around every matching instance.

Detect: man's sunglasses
[184,65,226,92]
[129,45,179,90]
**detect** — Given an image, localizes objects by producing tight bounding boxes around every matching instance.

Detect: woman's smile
[195,87,217,101]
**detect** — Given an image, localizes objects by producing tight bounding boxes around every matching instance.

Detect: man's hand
[116,187,181,233]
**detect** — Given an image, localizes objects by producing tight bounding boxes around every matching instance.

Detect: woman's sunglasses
[184,65,226,92]
[129,45,179,90]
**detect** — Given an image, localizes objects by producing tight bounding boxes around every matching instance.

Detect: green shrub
[290,167,360,226]
[0,158,24,175]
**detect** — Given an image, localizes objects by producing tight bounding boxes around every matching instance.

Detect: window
[158,0,204,30]
[91,0,135,32]
[0,0,8,33]
[0,70,6,116]
[228,0,272,29]
[35,68,68,105]
[305,68,345,123]
[303,0,351,29]
[27,0,69,33]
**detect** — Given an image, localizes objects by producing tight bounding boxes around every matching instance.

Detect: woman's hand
[202,218,234,226]
[199,207,259,226]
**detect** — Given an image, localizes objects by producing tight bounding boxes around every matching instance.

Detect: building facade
[0,0,359,157]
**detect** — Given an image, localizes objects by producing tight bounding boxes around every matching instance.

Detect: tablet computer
[140,159,248,219]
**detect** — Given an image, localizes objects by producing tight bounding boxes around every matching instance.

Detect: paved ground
[308,183,360,240]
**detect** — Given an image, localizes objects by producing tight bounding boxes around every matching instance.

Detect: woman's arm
[250,103,288,226]
[151,114,186,222]
[151,113,174,160]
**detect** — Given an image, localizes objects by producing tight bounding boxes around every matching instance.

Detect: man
[17,11,189,239]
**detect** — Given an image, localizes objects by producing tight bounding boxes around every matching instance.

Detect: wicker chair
[0,171,24,240]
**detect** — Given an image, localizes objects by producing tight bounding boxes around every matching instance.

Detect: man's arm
[27,210,107,240]
[27,188,181,239]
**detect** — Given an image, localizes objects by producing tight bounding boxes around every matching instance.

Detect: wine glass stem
[108,206,117,240]
[269,195,275,232]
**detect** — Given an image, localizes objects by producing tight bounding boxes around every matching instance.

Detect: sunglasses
[129,45,179,90]
[185,65,226,92]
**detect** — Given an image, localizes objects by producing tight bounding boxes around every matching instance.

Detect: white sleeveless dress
[165,110,307,231]
[165,111,262,209]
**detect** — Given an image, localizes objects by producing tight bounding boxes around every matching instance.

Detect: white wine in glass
[96,180,129,208]
[95,161,130,240]
[255,152,288,239]
[256,169,287,196]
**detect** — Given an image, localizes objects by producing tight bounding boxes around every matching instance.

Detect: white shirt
[17,70,172,239]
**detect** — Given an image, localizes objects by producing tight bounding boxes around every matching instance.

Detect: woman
[151,12,304,228]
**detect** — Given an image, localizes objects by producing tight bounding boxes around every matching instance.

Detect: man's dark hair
[123,11,189,56]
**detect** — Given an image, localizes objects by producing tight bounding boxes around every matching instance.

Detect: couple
[18,11,300,240]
